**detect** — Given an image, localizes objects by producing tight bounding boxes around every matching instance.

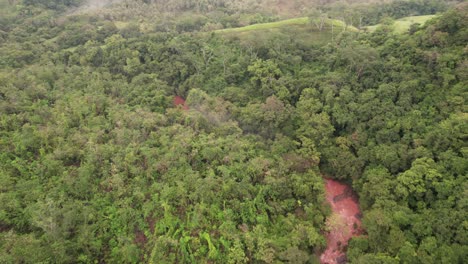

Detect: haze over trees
[0,0,466,263]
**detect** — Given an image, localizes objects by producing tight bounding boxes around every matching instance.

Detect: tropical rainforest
[0,0,466,263]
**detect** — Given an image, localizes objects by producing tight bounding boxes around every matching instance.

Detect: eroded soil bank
[173,95,189,110]
[172,96,362,263]
[320,179,363,264]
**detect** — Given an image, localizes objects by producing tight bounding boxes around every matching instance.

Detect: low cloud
[84,0,122,9]
[73,0,124,13]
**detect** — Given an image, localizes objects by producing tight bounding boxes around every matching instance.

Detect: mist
[76,0,124,13]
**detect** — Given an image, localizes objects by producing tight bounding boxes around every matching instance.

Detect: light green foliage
[216,17,355,34]
[0,1,467,263]
[216,17,310,33]
[366,15,438,33]
[215,17,354,45]
[396,158,443,207]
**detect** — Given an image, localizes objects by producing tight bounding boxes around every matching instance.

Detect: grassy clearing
[366,15,437,33]
[214,17,357,45]
[215,17,309,33]
[225,24,333,46]
[114,21,154,33]
[215,17,357,34]
[114,21,130,30]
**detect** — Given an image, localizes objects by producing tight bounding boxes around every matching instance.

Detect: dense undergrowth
[0,0,467,263]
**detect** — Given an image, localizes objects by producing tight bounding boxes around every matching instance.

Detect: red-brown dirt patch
[173,96,189,110]
[320,179,363,264]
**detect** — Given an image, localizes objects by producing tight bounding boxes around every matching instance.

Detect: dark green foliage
[358,0,449,26]
[0,1,467,263]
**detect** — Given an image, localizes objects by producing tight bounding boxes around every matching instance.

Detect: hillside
[215,17,357,45]
[365,15,438,33]
[215,17,312,33]
[0,1,467,264]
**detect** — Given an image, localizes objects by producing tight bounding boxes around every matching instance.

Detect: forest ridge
[0,0,467,263]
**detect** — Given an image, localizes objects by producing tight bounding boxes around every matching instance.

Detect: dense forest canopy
[0,0,467,263]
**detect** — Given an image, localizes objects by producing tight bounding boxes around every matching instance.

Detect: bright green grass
[113,21,154,33]
[214,17,357,46]
[114,21,130,30]
[366,15,437,33]
[215,17,357,34]
[216,17,309,33]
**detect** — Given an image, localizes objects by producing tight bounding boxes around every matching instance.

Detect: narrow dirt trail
[320,179,363,264]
